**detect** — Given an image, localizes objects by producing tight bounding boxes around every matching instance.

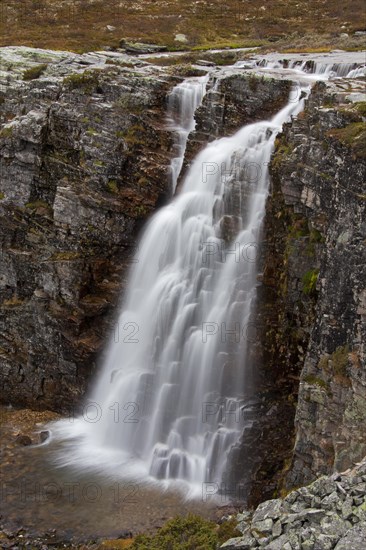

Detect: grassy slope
[0,0,365,52]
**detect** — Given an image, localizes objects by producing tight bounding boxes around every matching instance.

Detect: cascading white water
[51,77,308,498]
[236,58,366,80]
[167,77,207,192]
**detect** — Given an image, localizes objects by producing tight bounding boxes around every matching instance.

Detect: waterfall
[51,78,307,498]
[167,76,208,192]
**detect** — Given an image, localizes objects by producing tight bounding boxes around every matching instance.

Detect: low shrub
[23,64,48,80]
[130,514,218,550]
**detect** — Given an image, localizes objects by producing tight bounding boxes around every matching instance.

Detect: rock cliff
[241,78,365,502]
[273,81,366,489]
[0,47,176,411]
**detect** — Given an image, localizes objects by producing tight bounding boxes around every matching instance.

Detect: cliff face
[0,48,175,411]
[274,82,366,489]
[255,80,365,497]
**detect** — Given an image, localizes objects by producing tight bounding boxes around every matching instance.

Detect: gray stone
[334,523,366,549]
[272,519,282,537]
[352,503,366,522]
[320,512,348,538]
[174,33,188,43]
[314,534,335,550]
[341,496,353,519]
[252,499,283,522]
[252,518,273,534]
[220,535,258,549]
[266,534,291,550]
[321,491,339,510]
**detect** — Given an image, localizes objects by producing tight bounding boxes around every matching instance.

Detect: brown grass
[0,0,365,52]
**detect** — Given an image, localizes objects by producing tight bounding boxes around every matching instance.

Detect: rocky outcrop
[221,457,366,549]
[0,47,176,411]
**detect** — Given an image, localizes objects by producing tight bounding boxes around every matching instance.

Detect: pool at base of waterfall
[0,407,222,541]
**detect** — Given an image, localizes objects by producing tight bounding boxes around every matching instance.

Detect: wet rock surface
[221,458,366,549]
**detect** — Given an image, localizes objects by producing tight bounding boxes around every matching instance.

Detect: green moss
[327,122,366,159]
[93,159,105,167]
[86,127,98,136]
[302,269,319,295]
[322,95,336,108]
[191,39,264,51]
[130,514,218,550]
[115,94,147,114]
[248,74,259,92]
[2,296,24,307]
[305,227,325,257]
[0,192,4,200]
[134,204,149,217]
[0,126,13,138]
[106,59,135,68]
[169,64,208,77]
[309,228,324,243]
[23,64,48,80]
[332,344,350,376]
[25,200,49,209]
[137,176,149,187]
[107,180,118,194]
[272,137,294,170]
[318,355,330,371]
[122,124,146,146]
[289,218,309,239]
[356,102,366,117]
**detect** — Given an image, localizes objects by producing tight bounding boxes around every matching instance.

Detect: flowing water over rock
[235,52,366,80]
[167,77,208,192]
[50,74,308,499]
